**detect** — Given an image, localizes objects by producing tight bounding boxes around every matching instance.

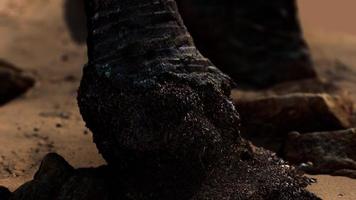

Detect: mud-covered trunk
[177,0,316,87]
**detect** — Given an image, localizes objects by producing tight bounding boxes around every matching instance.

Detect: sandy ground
[0,0,355,199]
[0,0,104,190]
[299,0,356,36]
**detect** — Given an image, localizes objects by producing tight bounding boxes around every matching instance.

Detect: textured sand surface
[308,175,356,200]
[0,0,104,190]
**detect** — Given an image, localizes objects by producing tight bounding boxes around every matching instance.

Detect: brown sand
[0,0,355,198]
[308,175,356,200]
[0,0,105,190]
[299,0,356,36]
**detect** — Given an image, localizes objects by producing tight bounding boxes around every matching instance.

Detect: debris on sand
[39,111,71,119]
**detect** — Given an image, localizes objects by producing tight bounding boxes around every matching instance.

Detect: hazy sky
[299,0,356,35]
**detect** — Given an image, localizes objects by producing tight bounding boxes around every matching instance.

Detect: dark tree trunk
[81,0,236,166]
[75,0,320,199]
[177,0,316,87]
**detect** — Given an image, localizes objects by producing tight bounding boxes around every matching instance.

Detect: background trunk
[177,0,316,87]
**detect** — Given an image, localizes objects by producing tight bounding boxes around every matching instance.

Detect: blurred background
[300,0,356,35]
[0,0,355,199]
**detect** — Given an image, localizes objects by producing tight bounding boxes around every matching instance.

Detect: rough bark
[177,0,316,87]
[74,0,319,199]
[80,0,237,172]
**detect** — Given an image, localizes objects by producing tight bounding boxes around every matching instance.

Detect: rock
[268,78,343,95]
[237,93,353,152]
[11,153,74,200]
[231,78,348,102]
[55,169,111,200]
[0,59,35,105]
[284,129,356,178]
[10,154,112,200]
[9,151,320,200]
[33,153,74,181]
[0,186,11,200]
[177,0,316,87]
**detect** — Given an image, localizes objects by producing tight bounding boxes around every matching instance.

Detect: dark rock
[237,93,353,152]
[267,78,342,95]
[10,150,320,200]
[177,0,316,87]
[231,78,350,102]
[0,59,35,105]
[285,129,356,178]
[75,0,319,199]
[11,153,74,200]
[0,186,11,200]
[55,169,111,200]
[10,153,112,200]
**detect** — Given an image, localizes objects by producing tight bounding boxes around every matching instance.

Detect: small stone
[0,59,35,105]
[61,54,69,62]
[237,93,353,152]
[285,128,356,178]
[34,153,74,180]
[64,75,77,82]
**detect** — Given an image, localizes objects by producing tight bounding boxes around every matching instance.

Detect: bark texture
[73,0,319,199]
[177,0,316,87]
